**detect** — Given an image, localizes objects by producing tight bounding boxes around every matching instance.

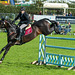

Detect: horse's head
[0,17,9,28]
[0,19,17,34]
[53,21,60,34]
[0,19,14,28]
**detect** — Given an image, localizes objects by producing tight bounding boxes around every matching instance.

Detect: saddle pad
[24,27,32,36]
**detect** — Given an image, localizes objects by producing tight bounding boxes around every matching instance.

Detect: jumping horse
[0,18,60,64]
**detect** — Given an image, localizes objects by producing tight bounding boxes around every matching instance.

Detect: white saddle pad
[20,24,27,29]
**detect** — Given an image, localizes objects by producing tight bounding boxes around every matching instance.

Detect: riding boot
[18,29,22,41]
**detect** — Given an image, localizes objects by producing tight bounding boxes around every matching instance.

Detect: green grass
[0,32,75,75]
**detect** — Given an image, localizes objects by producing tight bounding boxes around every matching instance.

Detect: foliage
[0,3,75,15]
[25,1,43,14]
[68,3,75,16]
[0,4,21,13]
[0,2,43,14]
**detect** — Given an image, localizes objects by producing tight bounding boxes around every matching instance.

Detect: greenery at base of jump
[0,32,75,75]
[0,3,75,15]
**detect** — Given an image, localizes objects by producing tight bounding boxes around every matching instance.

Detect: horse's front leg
[0,47,6,54]
[0,43,9,54]
[0,42,14,64]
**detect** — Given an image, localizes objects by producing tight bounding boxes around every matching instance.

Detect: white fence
[34,15,75,24]
[34,15,56,21]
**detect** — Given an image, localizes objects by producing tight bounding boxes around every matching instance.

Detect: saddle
[19,24,32,36]
[16,24,32,44]
[24,24,32,36]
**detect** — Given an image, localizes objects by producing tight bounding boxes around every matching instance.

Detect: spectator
[57,22,61,32]
[66,13,68,16]
[69,12,72,16]
[39,11,42,15]
[64,22,71,35]
[61,25,66,34]
[66,22,71,32]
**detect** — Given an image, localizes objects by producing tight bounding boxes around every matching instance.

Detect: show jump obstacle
[38,34,75,69]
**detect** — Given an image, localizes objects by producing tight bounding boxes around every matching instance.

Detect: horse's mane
[6,20,18,29]
[43,18,57,24]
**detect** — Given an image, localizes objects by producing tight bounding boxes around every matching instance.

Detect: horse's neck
[5,22,17,34]
[5,23,10,31]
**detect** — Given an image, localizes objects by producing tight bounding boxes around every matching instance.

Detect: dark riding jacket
[14,12,30,26]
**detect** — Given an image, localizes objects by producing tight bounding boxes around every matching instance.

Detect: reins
[9,32,15,36]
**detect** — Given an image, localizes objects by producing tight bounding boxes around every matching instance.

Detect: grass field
[0,33,75,75]
[0,27,75,75]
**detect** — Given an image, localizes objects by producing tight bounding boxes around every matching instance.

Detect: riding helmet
[20,7,25,11]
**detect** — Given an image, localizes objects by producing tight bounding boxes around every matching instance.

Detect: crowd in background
[57,22,71,35]
[66,12,72,16]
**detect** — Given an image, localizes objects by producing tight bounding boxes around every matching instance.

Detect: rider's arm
[12,13,21,24]
[14,13,20,21]
[24,13,30,24]
[12,13,20,23]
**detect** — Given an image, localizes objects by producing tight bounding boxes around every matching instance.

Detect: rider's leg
[18,24,27,41]
[16,22,21,41]
[18,28,22,41]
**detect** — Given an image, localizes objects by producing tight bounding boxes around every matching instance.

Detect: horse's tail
[32,18,58,27]
[44,18,57,24]
[44,18,58,27]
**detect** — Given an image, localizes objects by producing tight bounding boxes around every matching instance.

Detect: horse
[0,18,60,64]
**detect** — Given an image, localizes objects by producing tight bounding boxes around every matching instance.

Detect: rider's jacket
[14,12,30,25]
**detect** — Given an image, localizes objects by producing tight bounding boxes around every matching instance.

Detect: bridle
[0,20,17,36]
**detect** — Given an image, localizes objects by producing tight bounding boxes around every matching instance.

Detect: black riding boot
[18,28,25,41]
[17,28,22,41]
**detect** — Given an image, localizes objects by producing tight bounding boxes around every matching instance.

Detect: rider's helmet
[20,7,25,11]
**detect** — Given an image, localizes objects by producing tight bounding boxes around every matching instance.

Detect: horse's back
[32,18,49,27]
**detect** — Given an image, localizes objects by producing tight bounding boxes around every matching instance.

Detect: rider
[12,7,30,41]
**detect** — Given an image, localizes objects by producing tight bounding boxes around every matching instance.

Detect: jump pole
[38,34,75,70]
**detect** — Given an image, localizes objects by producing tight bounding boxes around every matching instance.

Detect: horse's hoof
[0,61,2,64]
